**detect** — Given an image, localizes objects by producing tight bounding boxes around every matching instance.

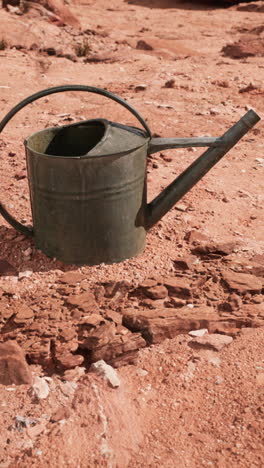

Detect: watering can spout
[146,109,260,229]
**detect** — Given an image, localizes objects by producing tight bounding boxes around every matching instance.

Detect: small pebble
[210,107,221,116]
[189,329,208,337]
[23,248,32,257]
[215,376,224,385]
[137,368,148,377]
[208,357,221,367]
[19,270,33,279]
[32,377,50,399]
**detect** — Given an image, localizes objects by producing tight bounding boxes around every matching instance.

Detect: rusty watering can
[0,85,260,265]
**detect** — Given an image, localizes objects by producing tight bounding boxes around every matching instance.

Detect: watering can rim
[24,117,149,159]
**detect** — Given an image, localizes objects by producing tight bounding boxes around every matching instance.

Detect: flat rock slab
[59,271,86,285]
[0,341,32,385]
[144,285,168,300]
[66,292,98,311]
[222,270,262,293]
[123,307,224,344]
[191,333,233,351]
[14,303,34,324]
[192,241,238,256]
[162,277,192,297]
[173,255,198,270]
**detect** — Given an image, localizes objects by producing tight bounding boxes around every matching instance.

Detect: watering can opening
[25,118,148,159]
[26,119,108,158]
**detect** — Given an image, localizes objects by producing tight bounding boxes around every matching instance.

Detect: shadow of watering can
[0,85,260,265]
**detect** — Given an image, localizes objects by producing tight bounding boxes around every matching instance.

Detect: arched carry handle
[0,85,152,237]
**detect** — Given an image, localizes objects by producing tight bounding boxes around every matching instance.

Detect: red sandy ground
[0,1,263,467]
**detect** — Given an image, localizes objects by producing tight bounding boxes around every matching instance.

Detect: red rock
[55,336,78,355]
[15,169,27,180]
[80,321,116,350]
[163,277,192,298]
[57,285,75,296]
[49,309,62,320]
[108,351,140,368]
[222,39,264,60]
[26,338,51,366]
[140,298,165,309]
[71,309,83,321]
[140,279,158,288]
[221,293,242,312]
[0,259,17,276]
[93,285,105,302]
[56,353,84,369]
[78,316,146,365]
[62,366,85,382]
[80,314,105,326]
[222,270,262,294]
[60,327,76,342]
[167,297,187,308]
[105,310,122,324]
[66,292,98,311]
[191,333,233,351]
[164,78,175,88]
[144,284,168,300]
[0,341,32,385]
[103,281,130,298]
[123,306,219,344]
[91,332,146,363]
[184,230,208,244]
[173,255,197,271]
[136,39,153,50]
[251,254,264,265]
[59,271,85,285]
[252,295,263,304]
[223,257,264,278]
[192,241,237,256]
[240,303,264,319]
[14,304,34,323]
[51,406,71,422]
[135,84,147,92]
[175,203,188,212]
[229,293,243,309]
[249,263,264,278]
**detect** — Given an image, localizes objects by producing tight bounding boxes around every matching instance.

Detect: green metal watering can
[0,85,260,265]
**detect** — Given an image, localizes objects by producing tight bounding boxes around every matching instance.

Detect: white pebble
[189,328,208,337]
[90,360,120,388]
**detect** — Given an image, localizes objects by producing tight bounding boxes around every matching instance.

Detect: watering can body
[0,85,260,265]
[25,120,149,264]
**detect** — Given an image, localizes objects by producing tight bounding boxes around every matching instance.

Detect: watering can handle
[0,85,152,237]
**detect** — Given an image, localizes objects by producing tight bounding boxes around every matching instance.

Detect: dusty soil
[0,0,263,467]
